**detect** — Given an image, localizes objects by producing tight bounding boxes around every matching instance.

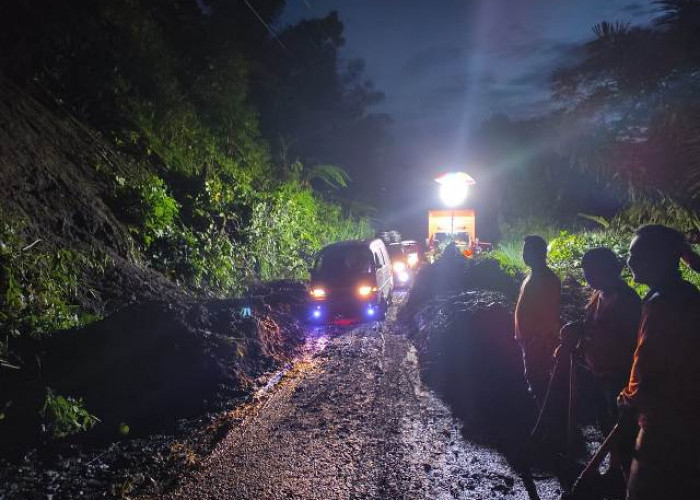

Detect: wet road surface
[159,294,561,500]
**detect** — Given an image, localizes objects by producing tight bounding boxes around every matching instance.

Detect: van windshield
[313,246,373,283]
[387,244,404,260]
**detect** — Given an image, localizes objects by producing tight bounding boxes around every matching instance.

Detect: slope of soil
[0,78,182,317]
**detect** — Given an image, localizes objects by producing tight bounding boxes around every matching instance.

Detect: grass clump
[0,217,104,339]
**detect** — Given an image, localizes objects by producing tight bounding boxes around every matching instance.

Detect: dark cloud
[400,45,464,77]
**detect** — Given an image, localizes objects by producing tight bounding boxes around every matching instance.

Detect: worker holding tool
[580,248,641,434]
[515,235,561,410]
[579,247,641,495]
[617,225,700,500]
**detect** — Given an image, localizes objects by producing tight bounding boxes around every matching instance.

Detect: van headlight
[310,288,326,299]
[407,253,419,267]
[392,261,406,273]
[357,285,375,297]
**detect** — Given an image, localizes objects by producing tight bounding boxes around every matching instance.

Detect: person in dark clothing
[581,248,641,434]
[515,235,561,410]
[618,225,700,500]
[575,248,641,494]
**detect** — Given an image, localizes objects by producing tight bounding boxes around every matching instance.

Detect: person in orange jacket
[618,225,700,500]
[581,248,641,434]
[515,235,561,410]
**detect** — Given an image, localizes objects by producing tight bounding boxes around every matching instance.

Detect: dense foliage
[0,0,379,344]
[490,199,700,296]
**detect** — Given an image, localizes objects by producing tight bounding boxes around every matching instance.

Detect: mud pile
[405,255,520,319]
[409,289,535,447]
[250,279,309,318]
[1,291,305,453]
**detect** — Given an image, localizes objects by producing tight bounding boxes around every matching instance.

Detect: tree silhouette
[550,0,700,203]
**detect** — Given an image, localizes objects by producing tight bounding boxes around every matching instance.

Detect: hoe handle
[568,420,622,494]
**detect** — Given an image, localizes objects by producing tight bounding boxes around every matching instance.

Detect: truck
[426,209,490,260]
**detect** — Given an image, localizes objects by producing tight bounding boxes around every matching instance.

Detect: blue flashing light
[311,305,323,320]
[367,306,375,317]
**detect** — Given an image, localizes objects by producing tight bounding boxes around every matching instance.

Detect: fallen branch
[21,239,42,252]
[1,359,20,370]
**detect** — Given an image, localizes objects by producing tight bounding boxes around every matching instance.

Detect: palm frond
[306,164,351,189]
[578,213,611,229]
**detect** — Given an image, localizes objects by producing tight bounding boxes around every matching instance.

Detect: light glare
[439,181,468,207]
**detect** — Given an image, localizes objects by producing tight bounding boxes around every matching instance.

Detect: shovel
[559,419,623,500]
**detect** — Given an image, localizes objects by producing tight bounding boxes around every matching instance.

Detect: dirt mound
[1,295,305,454]
[409,290,535,448]
[250,279,309,317]
[405,255,520,318]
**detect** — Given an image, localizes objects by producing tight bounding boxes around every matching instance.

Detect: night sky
[280,0,659,236]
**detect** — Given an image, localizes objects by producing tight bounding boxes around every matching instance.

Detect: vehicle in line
[427,209,490,261]
[387,243,413,288]
[401,240,423,270]
[308,239,394,323]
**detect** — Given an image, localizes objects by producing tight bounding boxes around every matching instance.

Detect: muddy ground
[2,290,602,500]
[151,293,563,500]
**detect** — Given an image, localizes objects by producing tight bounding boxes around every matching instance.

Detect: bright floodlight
[435,172,475,207]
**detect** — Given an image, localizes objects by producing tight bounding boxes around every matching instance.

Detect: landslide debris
[2,293,305,451]
[0,283,306,499]
[409,289,535,448]
[404,254,521,319]
[405,253,592,456]
[404,254,534,448]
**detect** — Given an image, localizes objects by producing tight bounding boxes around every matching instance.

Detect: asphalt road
[160,294,561,500]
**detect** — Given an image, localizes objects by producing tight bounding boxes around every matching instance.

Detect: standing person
[581,248,641,435]
[618,225,700,500]
[579,248,641,494]
[515,235,562,410]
